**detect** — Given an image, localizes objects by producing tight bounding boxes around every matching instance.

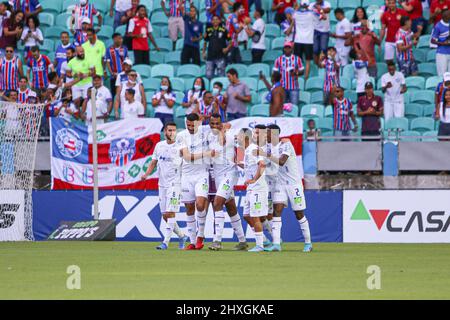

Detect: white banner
[343,190,450,243]
[0,190,25,241]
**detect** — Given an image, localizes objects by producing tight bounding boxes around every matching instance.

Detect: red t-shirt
[353,32,378,67]
[430,0,450,24]
[130,16,151,51]
[381,8,408,43]
[272,0,297,14]
[236,0,249,22]
[405,0,423,20]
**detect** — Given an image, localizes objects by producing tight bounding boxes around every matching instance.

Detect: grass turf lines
[1,242,449,299]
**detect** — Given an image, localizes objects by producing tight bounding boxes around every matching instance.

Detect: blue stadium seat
[150,52,165,65]
[421,130,438,141]
[170,78,185,92]
[271,37,285,51]
[417,35,431,49]
[344,90,358,104]
[151,64,174,78]
[55,13,71,29]
[385,117,409,132]
[142,78,161,92]
[427,50,436,62]
[44,26,67,41]
[299,91,311,106]
[425,76,441,90]
[115,25,127,35]
[241,50,253,64]
[177,64,201,79]
[40,39,55,55]
[300,104,324,118]
[405,76,425,91]
[40,0,62,16]
[151,12,169,27]
[174,107,186,129]
[405,103,423,119]
[305,77,323,92]
[250,104,270,117]
[265,24,281,39]
[342,64,353,80]
[324,105,333,118]
[413,49,427,63]
[399,130,421,141]
[240,77,258,91]
[340,77,352,91]
[316,118,333,133]
[423,104,436,117]
[153,38,173,52]
[134,64,152,79]
[310,91,324,104]
[377,62,388,78]
[226,64,248,77]
[263,50,280,65]
[39,12,54,27]
[410,90,434,104]
[97,26,114,42]
[418,63,437,77]
[164,51,181,65]
[410,117,435,133]
[284,104,299,117]
[247,63,270,78]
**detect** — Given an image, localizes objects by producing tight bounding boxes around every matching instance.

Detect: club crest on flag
[55,128,83,159]
[109,138,136,167]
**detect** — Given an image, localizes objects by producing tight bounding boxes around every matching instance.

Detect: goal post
[0,101,45,241]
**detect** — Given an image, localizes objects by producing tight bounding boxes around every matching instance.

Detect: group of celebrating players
[141,113,312,253]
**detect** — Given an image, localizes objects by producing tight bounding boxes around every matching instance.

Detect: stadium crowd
[0,0,449,139]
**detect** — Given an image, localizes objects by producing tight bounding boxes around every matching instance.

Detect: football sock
[262,219,272,240]
[186,214,196,244]
[164,218,176,245]
[230,214,246,243]
[298,216,311,243]
[173,222,184,238]
[254,231,264,248]
[196,209,207,238]
[213,210,225,242]
[272,216,282,245]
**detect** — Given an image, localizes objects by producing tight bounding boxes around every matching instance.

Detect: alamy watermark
[66,265,81,290]
[366,265,381,290]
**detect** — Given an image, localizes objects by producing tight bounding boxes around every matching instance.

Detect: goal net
[0,101,45,241]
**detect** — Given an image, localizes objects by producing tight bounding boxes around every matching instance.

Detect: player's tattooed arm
[180,148,216,162]
[141,159,158,180]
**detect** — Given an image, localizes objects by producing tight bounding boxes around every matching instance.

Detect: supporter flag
[50,118,163,190]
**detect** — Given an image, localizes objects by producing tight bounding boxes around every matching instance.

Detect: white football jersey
[177,126,210,176]
[276,140,302,186]
[208,128,238,177]
[262,142,280,185]
[153,140,182,188]
[244,143,268,192]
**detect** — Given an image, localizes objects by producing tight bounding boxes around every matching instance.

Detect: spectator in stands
[225,68,251,120]
[127,4,160,65]
[248,0,262,11]
[331,7,352,67]
[26,46,53,97]
[117,88,145,119]
[193,90,217,124]
[0,46,23,91]
[19,0,42,18]
[121,0,139,50]
[381,60,407,121]
[152,76,176,126]
[273,41,304,105]
[54,31,74,77]
[212,81,226,121]
[437,84,450,139]
[399,0,426,37]
[105,33,128,99]
[115,58,143,96]
[245,8,266,63]
[205,0,223,28]
[180,5,203,66]
[73,17,90,47]
[395,16,418,77]
[181,76,205,114]
[357,81,383,138]
[292,1,316,80]
[226,2,245,63]
[309,0,332,66]
[0,9,24,51]
[20,15,43,60]
[53,89,79,121]
[281,7,294,43]
[350,48,370,98]
[331,86,358,137]
[380,0,408,62]
[70,0,102,35]
[60,47,75,85]
[17,76,37,103]
[115,69,146,117]
[82,28,106,77]
[161,0,186,51]
[351,6,372,36]
[80,75,113,124]
[352,19,381,78]
[272,0,296,25]
[320,46,339,105]
[306,118,320,140]
[259,71,285,117]
[66,46,94,107]
[110,0,133,30]
[0,2,11,49]
[203,15,231,80]
[431,9,450,77]
[435,73,450,112]
[430,0,450,26]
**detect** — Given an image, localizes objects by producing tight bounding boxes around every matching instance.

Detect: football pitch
[1,242,450,300]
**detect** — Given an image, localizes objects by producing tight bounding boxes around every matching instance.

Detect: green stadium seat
[418,63,437,77]
[200,64,206,77]
[247,63,270,78]
[240,77,257,90]
[339,0,361,10]
[342,64,353,80]
[385,117,409,132]
[399,130,421,141]
[226,64,248,77]
[39,12,54,27]
[417,35,431,49]
[425,76,441,90]
[142,78,161,93]
[340,77,352,91]
[175,39,184,50]
[40,39,55,55]
[55,13,71,29]
[115,25,127,35]
[44,26,67,41]
[151,64,174,78]
[256,79,268,92]
[152,38,173,52]
[271,37,285,51]
[145,92,153,103]
[62,0,77,11]
[174,107,186,129]
[97,26,114,42]
[421,130,438,141]
[151,12,169,27]
[104,14,114,28]
[410,90,434,104]
[300,104,324,118]
[310,91,324,104]
[250,104,270,117]
[324,105,333,118]
[241,50,253,63]
[170,77,185,92]
[427,50,436,62]
[164,51,181,65]
[362,0,384,6]
[305,77,323,92]
[405,76,425,91]
[176,64,201,79]
[410,117,435,133]
[150,52,165,65]
[405,103,423,119]
[263,50,280,65]
[316,118,333,133]
[423,104,436,117]
[402,91,409,103]
[40,0,62,16]
[377,62,388,78]
[414,49,427,63]
[265,24,281,39]
[174,92,184,105]
[94,0,109,15]
[134,64,152,79]
[344,90,358,104]
[299,91,311,106]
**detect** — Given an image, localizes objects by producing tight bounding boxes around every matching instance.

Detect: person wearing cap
[273,41,304,105]
[118,87,145,119]
[357,81,383,139]
[115,58,142,89]
[381,60,407,122]
[115,69,146,118]
[281,7,295,43]
[434,72,450,116]
[431,9,450,77]
[272,0,297,25]
[309,0,331,66]
[105,33,128,100]
[292,0,317,79]
[73,17,91,47]
[70,0,102,35]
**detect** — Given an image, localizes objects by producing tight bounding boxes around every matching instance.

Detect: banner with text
[0,190,25,241]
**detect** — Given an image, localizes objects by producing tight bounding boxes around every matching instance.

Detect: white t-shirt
[381,71,406,103]
[55,101,78,121]
[309,1,331,33]
[207,128,238,177]
[176,126,210,176]
[115,0,132,12]
[251,18,266,50]
[353,60,370,94]
[244,143,268,192]
[20,27,44,47]
[121,100,144,119]
[115,71,143,87]
[293,9,316,44]
[439,102,450,123]
[335,18,352,50]
[84,99,109,124]
[276,140,302,186]
[352,21,373,35]
[152,91,176,114]
[119,82,142,108]
[153,140,183,187]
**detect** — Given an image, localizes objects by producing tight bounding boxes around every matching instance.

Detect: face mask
[80,0,87,5]
[212,88,220,96]
[194,85,201,91]
[161,85,168,91]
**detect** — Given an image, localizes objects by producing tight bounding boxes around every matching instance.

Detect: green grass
[1,242,450,300]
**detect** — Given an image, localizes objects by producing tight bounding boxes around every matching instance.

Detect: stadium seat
[174,92,184,105]
[174,107,186,129]
[226,64,248,77]
[300,104,324,118]
[385,117,409,132]
[284,104,299,117]
[170,78,185,92]
[146,105,155,118]
[399,130,421,141]
[55,13,71,29]
[305,77,323,92]
[150,52,165,65]
[265,24,281,39]
[257,79,269,92]
[39,12,54,27]
[405,103,423,119]
[421,130,438,141]
[413,49,427,63]
[176,65,200,81]
[164,51,181,65]
[410,90,434,104]
[316,118,333,133]
[250,104,270,117]
[62,0,77,11]
[271,37,285,51]
[299,91,311,106]
[410,117,435,133]
[241,77,258,91]
[262,50,280,65]
[344,90,358,104]
[427,50,436,62]
[340,77,352,91]
[115,25,127,35]
[142,78,161,92]
[241,50,253,64]
[247,63,270,78]
[423,104,436,117]
[94,0,109,15]
[311,91,324,104]
[44,26,67,41]
[97,26,114,42]
[134,64,152,79]
[405,76,425,91]
[418,63,437,77]
[377,62,388,78]
[210,77,229,90]
[362,0,384,6]
[152,38,173,52]
[151,12,169,27]
[324,105,333,118]
[339,0,361,11]
[417,35,431,49]
[425,76,441,90]
[342,64,353,80]
[40,39,55,55]
[40,0,62,16]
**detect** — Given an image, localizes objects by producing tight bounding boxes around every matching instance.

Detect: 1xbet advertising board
[32,190,343,242]
[343,190,450,243]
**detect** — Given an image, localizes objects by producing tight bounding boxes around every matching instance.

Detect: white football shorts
[245,190,269,218]
[181,173,209,203]
[273,184,307,211]
[159,185,181,213]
